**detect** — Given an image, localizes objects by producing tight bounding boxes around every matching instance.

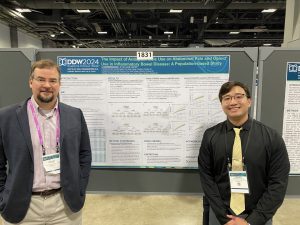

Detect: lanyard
[225,119,253,170]
[28,100,60,155]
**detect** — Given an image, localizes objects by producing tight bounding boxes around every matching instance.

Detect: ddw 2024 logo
[59,57,99,66]
[288,63,300,73]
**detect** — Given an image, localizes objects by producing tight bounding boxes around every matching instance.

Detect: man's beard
[37,92,54,103]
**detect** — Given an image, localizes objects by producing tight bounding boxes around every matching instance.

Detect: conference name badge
[43,153,61,174]
[229,171,249,194]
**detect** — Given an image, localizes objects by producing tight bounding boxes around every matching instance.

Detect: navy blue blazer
[0,98,92,223]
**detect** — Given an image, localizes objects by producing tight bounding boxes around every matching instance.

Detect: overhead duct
[97,0,127,35]
[204,39,240,46]
[92,22,102,33]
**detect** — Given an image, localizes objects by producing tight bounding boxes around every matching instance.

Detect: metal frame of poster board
[257,47,300,195]
[34,48,258,193]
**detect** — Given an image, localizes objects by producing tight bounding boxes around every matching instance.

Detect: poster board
[36,48,257,193]
[0,49,34,108]
[257,47,300,175]
[36,48,257,170]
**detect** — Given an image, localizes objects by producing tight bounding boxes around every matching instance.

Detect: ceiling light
[72,45,76,48]
[98,31,107,34]
[169,9,182,13]
[263,43,272,46]
[164,31,173,35]
[203,16,207,23]
[16,8,32,13]
[160,43,168,47]
[10,11,25,18]
[50,34,56,37]
[262,9,277,13]
[60,31,64,34]
[229,31,240,34]
[76,9,91,13]
[190,16,194,24]
[215,17,219,24]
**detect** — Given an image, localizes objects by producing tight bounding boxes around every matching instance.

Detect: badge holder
[229,165,250,194]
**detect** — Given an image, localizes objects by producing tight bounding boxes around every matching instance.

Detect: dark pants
[208,207,272,225]
[202,195,210,225]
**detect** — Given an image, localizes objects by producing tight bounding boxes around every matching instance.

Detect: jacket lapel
[58,103,65,147]
[16,99,34,161]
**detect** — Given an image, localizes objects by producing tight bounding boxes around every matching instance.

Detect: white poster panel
[283,62,300,174]
[58,55,230,168]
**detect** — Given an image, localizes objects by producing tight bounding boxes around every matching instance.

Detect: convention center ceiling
[0,0,286,48]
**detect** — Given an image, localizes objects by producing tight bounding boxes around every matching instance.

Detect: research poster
[283,62,300,174]
[58,55,230,168]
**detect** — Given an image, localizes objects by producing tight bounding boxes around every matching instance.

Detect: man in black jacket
[198,81,290,225]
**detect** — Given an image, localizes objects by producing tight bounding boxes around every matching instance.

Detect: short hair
[29,59,61,80]
[218,81,251,102]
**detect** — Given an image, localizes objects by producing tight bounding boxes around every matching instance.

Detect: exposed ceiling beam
[205,29,283,33]
[19,1,286,10]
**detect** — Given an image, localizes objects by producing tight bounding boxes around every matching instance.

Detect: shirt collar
[30,96,58,115]
[225,116,252,131]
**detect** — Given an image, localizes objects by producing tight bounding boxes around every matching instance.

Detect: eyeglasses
[222,93,246,103]
[32,77,59,86]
